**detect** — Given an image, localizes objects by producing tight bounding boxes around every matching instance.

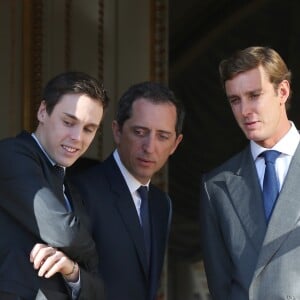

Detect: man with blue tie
[0,71,109,299]
[201,46,300,299]
[71,81,184,300]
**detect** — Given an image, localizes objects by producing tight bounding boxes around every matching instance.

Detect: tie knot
[54,165,65,179]
[137,186,148,201]
[261,150,281,164]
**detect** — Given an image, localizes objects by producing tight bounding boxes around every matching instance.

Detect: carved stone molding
[150,0,168,84]
[97,0,104,159]
[150,0,169,192]
[22,0,43,131]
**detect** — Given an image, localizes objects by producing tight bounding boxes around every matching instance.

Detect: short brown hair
[219,46,292,102]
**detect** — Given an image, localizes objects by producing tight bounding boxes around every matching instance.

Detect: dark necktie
[261,150,281,222]
[54,165,65,185]
[137,185,151,266]
[54,165,72,212]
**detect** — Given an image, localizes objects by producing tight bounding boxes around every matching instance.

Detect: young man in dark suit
[0,71,109,299]
[201,46,300,299]
[71,82,184,300]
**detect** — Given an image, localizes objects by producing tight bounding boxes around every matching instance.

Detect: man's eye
[134,129,145,136]
[250,93,260,99]
[84,127,94,133]
[63,120,72,126]
[229,98,239,105]
[159,134,170,140]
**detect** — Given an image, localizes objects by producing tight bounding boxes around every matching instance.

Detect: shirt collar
[251,121,300,160]
[113,149,150,194]
[31,133,66,170]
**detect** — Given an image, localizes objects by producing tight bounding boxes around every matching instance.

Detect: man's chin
[243,129,261,142]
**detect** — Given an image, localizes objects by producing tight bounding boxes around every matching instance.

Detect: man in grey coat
[201,46,300,299]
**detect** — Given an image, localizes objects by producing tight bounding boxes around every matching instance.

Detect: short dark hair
[116,81,185,136]
[42,71,109,115]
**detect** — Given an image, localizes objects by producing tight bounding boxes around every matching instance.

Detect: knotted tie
[54,165,65,185]
[54,165,72,212]
[261,150,281,222]
[137,186,151,266]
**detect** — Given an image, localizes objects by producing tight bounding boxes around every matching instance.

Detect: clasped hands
[30,243,79,282]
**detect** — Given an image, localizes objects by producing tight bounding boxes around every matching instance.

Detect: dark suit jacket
[201,143,300,300]
[71,153,172,300]
[0,131,105,300]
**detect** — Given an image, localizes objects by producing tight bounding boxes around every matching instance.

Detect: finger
[40,252,68,278]
[30,243,45,262]
[32,246,56,269]
[43,263,60,278]
[37,250,61,277]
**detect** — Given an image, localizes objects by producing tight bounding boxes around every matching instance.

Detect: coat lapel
[105,156,149,278]
[147,187,170,300]
[226,147,267,253]
[148,187,169,268]
[254,143,300,277]
[115,193,149,275]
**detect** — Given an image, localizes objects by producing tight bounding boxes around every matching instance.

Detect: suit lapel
[226,147,267,252]
[19,131,68,209]
[105,156,149,277]
[254,143,300,277]
[148,187,170,299]
[115,193,149,275]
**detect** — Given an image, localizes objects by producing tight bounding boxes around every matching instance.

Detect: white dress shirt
[113,149,149,222]
[250,122,300,191]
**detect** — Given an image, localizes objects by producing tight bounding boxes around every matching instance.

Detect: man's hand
[30,243,79,282]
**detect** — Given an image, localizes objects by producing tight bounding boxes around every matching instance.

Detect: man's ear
[37,100,47,122]
[278,80,290,105]
[170,133,183,155]
[112,120,121,144]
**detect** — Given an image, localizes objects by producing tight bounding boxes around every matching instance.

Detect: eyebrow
[227,88,262,99]
[63,112,78,120]
[63,112,99,128]
[133,126,173,135]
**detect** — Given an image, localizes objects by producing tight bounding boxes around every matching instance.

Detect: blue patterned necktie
[261,150,281,222]
[137,186,151,266]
